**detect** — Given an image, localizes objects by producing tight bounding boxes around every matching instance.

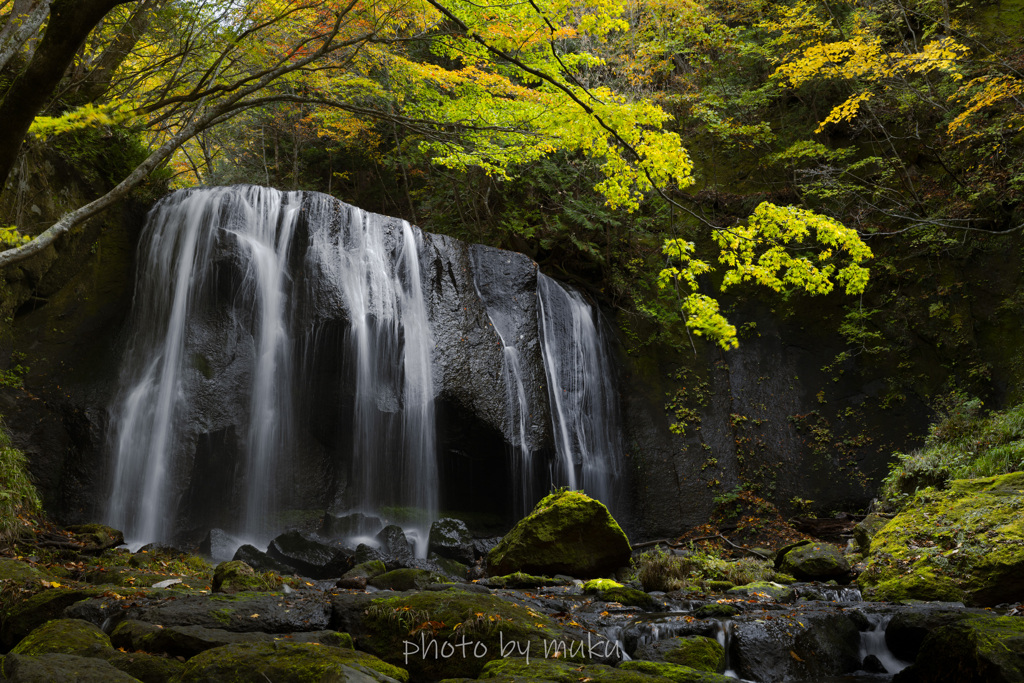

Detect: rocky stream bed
[1,488,1023,682]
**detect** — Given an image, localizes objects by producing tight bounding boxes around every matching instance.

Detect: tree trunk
[0,0,133,191]
[62,0,164,105]
[0,0,48,75]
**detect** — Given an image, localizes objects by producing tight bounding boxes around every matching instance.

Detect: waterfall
[469,247,537,517]
[107,186,299,546]
[105,185,623,548]
[537,273,624,510]
[303,199,437,554]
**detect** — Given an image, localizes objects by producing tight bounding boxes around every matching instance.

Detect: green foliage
[882,393,1024,500]
[659,202,872,348]
[0,227,30,249]
[28,102,129,142]
[0,419,42,547]
[631,545,779,591]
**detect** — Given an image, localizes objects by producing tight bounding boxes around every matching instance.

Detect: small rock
[266,531,353,579]
[335,575,367,590]
[232,544,292,574]
[199,528,240,562]
[212,560,269,593]
[319,512,384,539]
[375,525,413,566]
[862,654,887,673]
[428,518,475,565]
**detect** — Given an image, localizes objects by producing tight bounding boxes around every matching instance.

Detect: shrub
[883,394,1024,501]
[0,420,41,546]
[632,546,779,591]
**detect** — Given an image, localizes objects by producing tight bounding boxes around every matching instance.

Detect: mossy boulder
[0,653,141,682]
[777,541,850,581]
[102,649,185,683]
[486,572,567,589]
[726,581,794,602]
[9,618,112,656]
[369,568,447,591]
[859,473,1024,606]
[483,657,730,682]
[487,491,631,578]
[175,642,408,682]
[893,614,1024,682]
[0,588,105,649]
[597,587,660,611]
[213,561,264,593]
[0,557,52,583]
[618,660,734,682]
[635,636,725,673]
[854,514,890,553]
[693,603,740,619]
[360,588,594,679]
[344,560,387,581]
[114,619,353,658]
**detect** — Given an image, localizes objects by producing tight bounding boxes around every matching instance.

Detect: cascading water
[537,273,624,511]
[469,248,538,517]
[107,187,300,546]
[859,614,910,675]
[303,198,437,553]
[105,185,623,550]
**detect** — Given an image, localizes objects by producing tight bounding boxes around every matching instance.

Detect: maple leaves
[659,203,873,349]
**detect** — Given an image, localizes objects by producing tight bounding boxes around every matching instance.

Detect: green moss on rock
[777,542,850,581]
[213,561,264,593]
[597,587,660,611]
[101,649,185,683]
[895,613,1024,682]
[342,560,387,581]
[487,572,568,589]
[362,588,587,680]
[9,618,112,656]
[0,557,50,583]
[859,472,1024,605]
[0,653,141,682]
[0,588,106,649]
[726,581,794,602]
[175,642,409,682]
[368,568,447,591]
[487,491,631,578]
[483,656,709,683]
[618,660,733,682]
[662,636,725,672]
[583,578,624,593]
[692,603,740,619]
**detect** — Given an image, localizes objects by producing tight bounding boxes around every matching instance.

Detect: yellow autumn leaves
[659,203,873,350]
